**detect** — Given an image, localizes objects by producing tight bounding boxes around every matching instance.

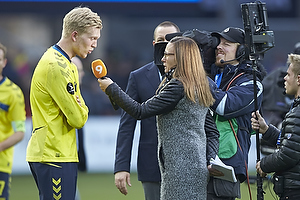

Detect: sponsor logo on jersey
[67,82,75,95]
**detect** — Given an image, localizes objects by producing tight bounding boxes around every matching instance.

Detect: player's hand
[75,95,82,106]
[115,171,131,195]
[208,165,224,176]
[98,77,113,92]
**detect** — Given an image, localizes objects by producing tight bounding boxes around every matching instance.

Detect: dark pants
[0,172,10,200]
[142,181,161,200]
[207,177,240,200]
[280,189,300,200]
[29,162,78,200]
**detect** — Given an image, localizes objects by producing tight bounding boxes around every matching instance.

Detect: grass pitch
[9,173,278,200]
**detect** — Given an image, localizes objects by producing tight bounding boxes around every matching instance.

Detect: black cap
[211,27,245,44]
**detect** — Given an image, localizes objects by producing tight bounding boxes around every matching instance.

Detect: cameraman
[207,27,266,200]
[252,54,300,200]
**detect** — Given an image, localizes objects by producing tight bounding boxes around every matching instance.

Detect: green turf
[9,173,278,200]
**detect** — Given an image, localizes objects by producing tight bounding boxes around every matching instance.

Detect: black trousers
[207,177,240,200]
[280,189,300,200]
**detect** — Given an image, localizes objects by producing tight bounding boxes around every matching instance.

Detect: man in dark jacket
[114,21,180,199]
[207,27,266,200]
[252,53,300,200]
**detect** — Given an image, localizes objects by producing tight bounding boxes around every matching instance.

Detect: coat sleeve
[261,124,280,147]
[261,109,300,173]
[105,79,184,120]
[205,110,220,164]
[210,74,263,119]
[47,62,88,129]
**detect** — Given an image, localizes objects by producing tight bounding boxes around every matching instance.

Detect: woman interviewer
[98,36,216,200]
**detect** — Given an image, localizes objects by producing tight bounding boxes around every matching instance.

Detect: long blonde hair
[160,36,215,107]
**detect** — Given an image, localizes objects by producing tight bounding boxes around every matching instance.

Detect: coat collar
[145,61,161,90]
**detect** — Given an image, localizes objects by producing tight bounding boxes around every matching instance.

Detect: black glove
[182,29,219,51]
[182,29,219,76]
[165,29,220,77]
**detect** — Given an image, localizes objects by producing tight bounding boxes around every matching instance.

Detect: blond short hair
[62,7,103,38]
[287,53,300,77]
[0,42,7,59]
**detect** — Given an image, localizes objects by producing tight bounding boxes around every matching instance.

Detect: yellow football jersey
[0,77,26,174]
[26,45,89,163]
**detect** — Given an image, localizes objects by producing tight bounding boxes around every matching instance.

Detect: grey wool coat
[157,95,209,200]
[105,78,214,200]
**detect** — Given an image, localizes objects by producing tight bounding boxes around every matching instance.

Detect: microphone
[91,59,119,110]
[91,59,107,79]
[220,52,245,64]
[220,58,238,64]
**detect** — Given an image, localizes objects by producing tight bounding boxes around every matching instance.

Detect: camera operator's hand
[256,161,267,177]
[165,29,218,76]
[251,110,269,134]
[208,165,224,177]
[182,29,219,50]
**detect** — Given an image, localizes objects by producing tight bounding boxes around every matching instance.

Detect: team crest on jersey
[67,82,75,95]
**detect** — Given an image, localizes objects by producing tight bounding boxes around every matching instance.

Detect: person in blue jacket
[207,27,266,200]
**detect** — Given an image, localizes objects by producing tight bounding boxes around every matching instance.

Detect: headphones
[220,44,246,64]
[235,28,246,61]
[236,44,246,61]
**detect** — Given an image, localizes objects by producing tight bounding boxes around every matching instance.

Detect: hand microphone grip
[91,59,119,110]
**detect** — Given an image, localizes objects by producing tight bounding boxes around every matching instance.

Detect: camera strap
[225,72,253,200]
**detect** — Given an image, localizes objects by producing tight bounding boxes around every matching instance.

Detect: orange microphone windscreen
[91,59,107,79]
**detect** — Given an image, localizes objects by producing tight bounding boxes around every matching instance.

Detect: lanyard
[276,131,281,146]
[215,73,223,88]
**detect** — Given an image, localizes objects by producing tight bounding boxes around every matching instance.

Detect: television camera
[241,2,275,199]
[241,1,275,60]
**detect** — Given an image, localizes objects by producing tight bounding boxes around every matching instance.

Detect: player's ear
[3,58,7,68]
[71,31,78,42]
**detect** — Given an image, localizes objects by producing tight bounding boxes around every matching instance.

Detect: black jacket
[261,97,300,189]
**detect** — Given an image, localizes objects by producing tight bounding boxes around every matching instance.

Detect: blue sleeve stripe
[0,102,9,112]
[215,80,263,115]
[240,80,263,97]
[216,94,227,115]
